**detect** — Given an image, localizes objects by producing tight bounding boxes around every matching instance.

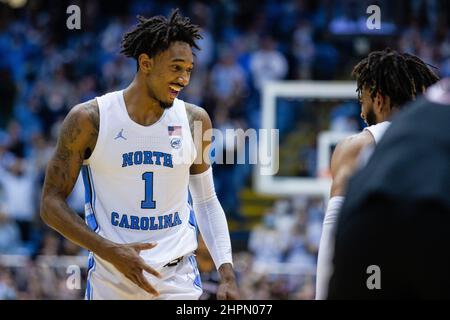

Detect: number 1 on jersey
[141,172,156,209]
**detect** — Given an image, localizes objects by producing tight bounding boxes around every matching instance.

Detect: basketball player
[328,78,450,298]
[315,49,439,299]
[40,9,239,300]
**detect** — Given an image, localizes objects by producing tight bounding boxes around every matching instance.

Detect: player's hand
[217,278,240,300]
[102,242,162,296]
[217,263,240,300]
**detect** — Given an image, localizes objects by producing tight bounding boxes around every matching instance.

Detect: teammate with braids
[41,9,239,300]
[315,48,439,299]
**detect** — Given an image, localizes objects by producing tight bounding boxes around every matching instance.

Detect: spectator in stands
[0,206,22,254]
[0,267,17,300]
[0,157,37,243]
[250,35,288,92]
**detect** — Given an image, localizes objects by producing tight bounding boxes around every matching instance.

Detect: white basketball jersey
[363,121,391,144]
[357,121,391,171]
[82,90,198,266]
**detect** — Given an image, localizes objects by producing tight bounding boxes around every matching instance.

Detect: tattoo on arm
[186,104,196,139]
[185,103,213,172]
[185,103,209,139]
[43,99,99,198]
[85,100,99,143]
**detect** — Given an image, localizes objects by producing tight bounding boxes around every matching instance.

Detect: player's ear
[375,91,384,112]
[138,53,153,74]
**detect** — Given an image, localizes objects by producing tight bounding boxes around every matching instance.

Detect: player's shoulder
[184,102,212,133]
[338,130,374,149]
[184,102,210,122]
[72,98,99,118]
[329,130,375,194]
[59,99,99,148]
[65,99,99,130]
[332,130,374,165]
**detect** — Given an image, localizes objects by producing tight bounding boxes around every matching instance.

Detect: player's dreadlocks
[121,9,202,68]
[352,48,439,109]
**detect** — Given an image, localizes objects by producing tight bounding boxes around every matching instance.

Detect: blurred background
[0,0,449,300]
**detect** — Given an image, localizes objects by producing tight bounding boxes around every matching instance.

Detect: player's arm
[186,103,240,300]
[40,100,161,296]
[40,101,111,252]
[316,131,373,299]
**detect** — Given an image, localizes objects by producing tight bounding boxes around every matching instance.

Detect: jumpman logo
[114,129,127,140]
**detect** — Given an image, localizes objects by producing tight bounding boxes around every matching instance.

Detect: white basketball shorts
[85,252,203,300]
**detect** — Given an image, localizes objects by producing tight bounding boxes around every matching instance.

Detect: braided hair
[121,9,202,69]
[352,48,439,109]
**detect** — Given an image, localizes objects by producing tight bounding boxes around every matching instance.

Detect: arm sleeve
[315,196,345,300]
[189,167,233,270]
